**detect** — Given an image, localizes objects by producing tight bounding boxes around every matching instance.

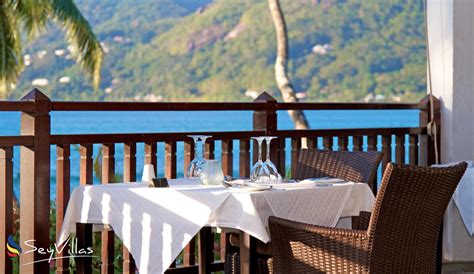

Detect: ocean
[0,109,418,199]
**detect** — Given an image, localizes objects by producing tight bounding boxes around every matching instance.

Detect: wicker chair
[269,162,467,273]
[225,149,383,274]
[294,149,383,191]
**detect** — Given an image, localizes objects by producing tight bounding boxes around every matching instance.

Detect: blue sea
[0,110,418,199]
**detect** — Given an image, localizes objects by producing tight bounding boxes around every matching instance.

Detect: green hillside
[9,0,426,102]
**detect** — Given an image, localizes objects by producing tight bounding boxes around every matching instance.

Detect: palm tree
[267,0,309,129]
[0,0,103,97]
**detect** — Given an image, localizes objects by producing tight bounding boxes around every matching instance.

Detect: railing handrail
[277,102,426,110]
[50,101,268,111]
[0,100,425,112]
[0,136,34,146]
[277,127,425,138]
[50,130,266,145]
[0,101,36,112]
[47,127,425,145]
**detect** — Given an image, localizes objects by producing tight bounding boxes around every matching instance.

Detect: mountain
[9,0,426,103]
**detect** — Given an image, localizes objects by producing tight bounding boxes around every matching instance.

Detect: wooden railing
[0,88,440,274]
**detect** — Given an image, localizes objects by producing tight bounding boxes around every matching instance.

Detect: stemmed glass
[250,136,282,183]
[264,136,282,181]
[249,137,268,182]
[186,135,203,178]
[185,135,212,178]
[200,135,211,160]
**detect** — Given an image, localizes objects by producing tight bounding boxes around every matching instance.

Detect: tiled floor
[443,262,474,273]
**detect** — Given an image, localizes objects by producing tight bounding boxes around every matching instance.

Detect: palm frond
[15,0,51,40]
[51,0,103,89]
[0,2,23,97]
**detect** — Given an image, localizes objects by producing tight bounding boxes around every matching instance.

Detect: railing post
[0,147,13,274]
[252,92,278,164]
[182,141,196,267]
[77,144,93,274]
[123,143,136,273]
[56,145,70,273]
[19,89,51,273]
[101,144,115,274]
[419,95,441,166]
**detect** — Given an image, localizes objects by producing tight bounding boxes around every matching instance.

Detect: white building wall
[428,0,473,163]
[428,0,474,267]
[452,0,474,162]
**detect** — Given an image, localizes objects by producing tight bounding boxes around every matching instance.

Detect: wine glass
[264,136,282,181]
[199,135,211,160]
[250,136,266,182]
[185,135,203,178]
[196,135,212,183]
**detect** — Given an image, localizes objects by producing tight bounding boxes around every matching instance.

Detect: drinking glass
[185,135,203,178]
[250,136,266,182]
[185,135,212,178]
[199,135,211,159]
[264,136,282,181]
[199,159,224,185]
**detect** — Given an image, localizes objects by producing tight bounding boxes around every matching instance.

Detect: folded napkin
[227,178,348,189]
[168,178,202,187]
[434,161,473,236]
[226,179,248,185]
[299,177,346,184]
[231,184,272,192]
[272,181,352,189]
[223,180,271,192]
[138,178,203,188]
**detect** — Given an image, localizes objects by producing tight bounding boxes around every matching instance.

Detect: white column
[428,0,474,163]
[428,0,474,268]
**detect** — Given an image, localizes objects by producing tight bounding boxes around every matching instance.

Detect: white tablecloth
[57,180,374,274]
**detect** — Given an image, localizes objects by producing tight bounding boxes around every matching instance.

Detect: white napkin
[226,179,248,185]
[454,164,473,235]
[276,177,346,188]
[299,177,346,184]
[168,178,202,188]
[434,161,473,235]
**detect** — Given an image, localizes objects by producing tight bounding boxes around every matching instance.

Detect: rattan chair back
[367,162,467,272]
[269,162,467,273]
[294,149,382,186]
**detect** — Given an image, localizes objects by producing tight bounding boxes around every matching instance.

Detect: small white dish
[227,182,272,192]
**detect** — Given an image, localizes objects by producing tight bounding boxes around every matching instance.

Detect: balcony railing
[0,89,440,274]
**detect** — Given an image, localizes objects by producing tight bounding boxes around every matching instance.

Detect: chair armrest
[269,216,370,273]
[357,211,371,230]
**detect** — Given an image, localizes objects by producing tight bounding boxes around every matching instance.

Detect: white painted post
[427,0,474,270]
[427,0,474,163]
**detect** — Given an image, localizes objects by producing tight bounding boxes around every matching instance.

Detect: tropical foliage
[0,0,103,96]
[8,0,426,102]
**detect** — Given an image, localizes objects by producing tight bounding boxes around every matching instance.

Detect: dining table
[57,178,375,274]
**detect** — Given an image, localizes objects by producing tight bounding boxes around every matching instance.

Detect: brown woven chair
[225,149,383,274]
[269,162,467,273]
[294,149,383,191]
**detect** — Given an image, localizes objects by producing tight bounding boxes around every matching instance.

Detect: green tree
[0,0,103,96]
